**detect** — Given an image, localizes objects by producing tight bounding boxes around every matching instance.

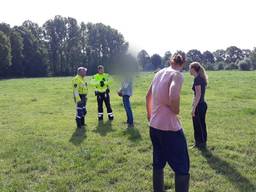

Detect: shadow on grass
[94,120,114,136]
[200,148,256,192]
[125,126,142,142]
[69,127,86,146]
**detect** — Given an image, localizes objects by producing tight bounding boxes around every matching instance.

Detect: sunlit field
[0,71,256,192]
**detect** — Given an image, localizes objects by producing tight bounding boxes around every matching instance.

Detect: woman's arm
[192,85,202,117]
[146,84,153,121]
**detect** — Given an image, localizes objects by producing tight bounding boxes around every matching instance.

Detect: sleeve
[194,76,201,86]
[72,79,81,103]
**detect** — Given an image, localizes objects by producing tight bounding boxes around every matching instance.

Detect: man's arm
[168,72,184,114]
[146,84,153,121]
[105,74,113,86]
[72,79,81,103]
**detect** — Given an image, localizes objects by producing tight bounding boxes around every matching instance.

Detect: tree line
[1,15,256,79]
[137,46,256,71]
[0,15,129,78]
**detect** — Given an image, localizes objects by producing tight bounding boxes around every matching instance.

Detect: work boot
[108,115,114,121]
[153,168,164,192]
[175,174,190,192]
[76,118,82,129]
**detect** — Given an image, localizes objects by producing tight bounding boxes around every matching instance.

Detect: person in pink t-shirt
[146,52,190,192]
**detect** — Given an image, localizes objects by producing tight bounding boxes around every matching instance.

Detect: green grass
[0,71,256,192]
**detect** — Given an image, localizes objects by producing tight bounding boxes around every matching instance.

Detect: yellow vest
[90,73,113,93]
[72,75,88,103]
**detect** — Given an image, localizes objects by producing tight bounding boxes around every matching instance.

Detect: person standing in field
[118,74,134,128]
[146,52,190,192]
[189,62,208,149]
[91,65,114,121]
[72,67,88,128]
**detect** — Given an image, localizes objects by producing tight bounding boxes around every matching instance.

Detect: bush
[216,62,225,70]
[225,63,238,70]
[238,58,252,71]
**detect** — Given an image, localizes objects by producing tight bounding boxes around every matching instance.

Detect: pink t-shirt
[150,67,183,131]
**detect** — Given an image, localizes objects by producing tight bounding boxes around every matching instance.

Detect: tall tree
[20,21,48,77]
[137,50,151,71]
[249,47,256,70]
[43,15,68,75]
[65,17,81,75]
[225,46,244,64]
[186,49,203,70]
[0,23,11,36]
[9,27,24,76]
[213,49,226,62]
[85,23,128,74]
[202,50,215,70]
[163,51,172,67]
[150,54,162,70]
[0,31,12,77]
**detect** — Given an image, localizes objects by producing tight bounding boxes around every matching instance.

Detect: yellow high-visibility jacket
[90,73,113,93]
[72,75,88,103]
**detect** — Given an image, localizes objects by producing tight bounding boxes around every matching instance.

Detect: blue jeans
[122,95,134,125]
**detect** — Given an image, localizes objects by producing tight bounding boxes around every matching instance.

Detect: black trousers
[76,94,87,126]
[192,102,208,145]
[150,127,190,175]
[97,92,113,119]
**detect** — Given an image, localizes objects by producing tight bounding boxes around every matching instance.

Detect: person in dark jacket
[190,62,208,149]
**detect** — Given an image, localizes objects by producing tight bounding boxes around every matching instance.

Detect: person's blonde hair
[189,62,208,85]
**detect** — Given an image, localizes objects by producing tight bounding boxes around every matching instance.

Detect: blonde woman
[189,62,208,149]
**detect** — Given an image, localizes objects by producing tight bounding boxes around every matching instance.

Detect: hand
[147,113,151,122]
[117,90,122,97]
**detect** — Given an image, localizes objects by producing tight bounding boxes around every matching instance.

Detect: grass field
[0,71,256,192]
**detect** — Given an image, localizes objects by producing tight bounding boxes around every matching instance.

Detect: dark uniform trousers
[96,91,113,120]
[76,94,87,127]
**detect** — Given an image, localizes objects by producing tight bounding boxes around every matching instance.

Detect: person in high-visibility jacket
[91,65,114,121]
[72,67,88,128]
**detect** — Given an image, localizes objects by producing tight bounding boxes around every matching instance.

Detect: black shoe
[175,174,190,192]
[108,116,114,121]
[153,168,164,192]
[98,116,103,121]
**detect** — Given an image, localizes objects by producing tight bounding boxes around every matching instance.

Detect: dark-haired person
[146,52,190,192]
[91,65,114,121]
[190,62,208,149]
